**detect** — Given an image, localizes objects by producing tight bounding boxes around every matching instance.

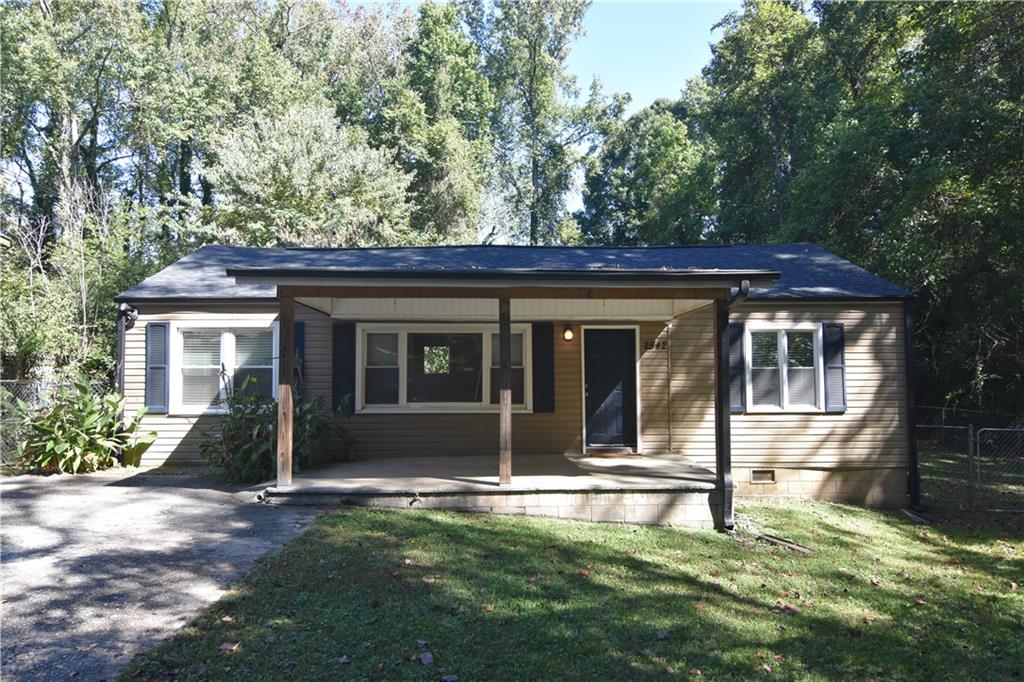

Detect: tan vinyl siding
[128,299,908,481]
[344,324,582,458]
[640,305,718,457]
[125,304,302,466]
[637,302,908,471]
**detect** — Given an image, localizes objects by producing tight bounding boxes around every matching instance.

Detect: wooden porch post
[714,298,735,530]
[277,295,295,487]
[498,296,512,485]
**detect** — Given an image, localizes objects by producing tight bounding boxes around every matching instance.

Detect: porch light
[562,325,574,342]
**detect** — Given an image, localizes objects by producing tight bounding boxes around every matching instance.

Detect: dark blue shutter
[532,323,555,413]
[145,322,169,413]
[823,323,847,413]
[728,323,745,413]
[294,321,306,382]
[332,322,355,412]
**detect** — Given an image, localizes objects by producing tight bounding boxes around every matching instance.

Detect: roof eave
[225,267,782,290]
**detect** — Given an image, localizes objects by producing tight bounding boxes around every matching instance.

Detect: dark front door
[584,329,637,448]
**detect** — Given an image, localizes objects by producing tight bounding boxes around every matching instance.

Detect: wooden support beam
[277,296,295,487]
[278,285,728,301]
[498,296,512,486]
[714,298,735,530]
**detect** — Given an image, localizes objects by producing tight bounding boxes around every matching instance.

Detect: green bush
[18,377,157,474]
[200,376,352,483]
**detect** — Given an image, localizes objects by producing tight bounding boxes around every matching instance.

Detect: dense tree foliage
[579,0,1023,415]
[2,0,1020,417]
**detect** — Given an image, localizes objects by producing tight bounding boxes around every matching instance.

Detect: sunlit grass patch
[121,500,1023,681]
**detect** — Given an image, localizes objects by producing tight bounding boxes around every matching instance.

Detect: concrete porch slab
[259,455,721,528]
[264,454,717,495]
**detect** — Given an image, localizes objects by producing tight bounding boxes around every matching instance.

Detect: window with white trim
[357,324,531,412]
[171,322,278,414]
[745,324,823,412]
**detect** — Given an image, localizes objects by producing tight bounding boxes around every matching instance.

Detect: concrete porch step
[260,486,720,528]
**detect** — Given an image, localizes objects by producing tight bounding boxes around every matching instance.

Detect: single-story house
[114,243,919,529]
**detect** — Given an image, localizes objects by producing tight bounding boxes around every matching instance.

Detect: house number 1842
[643,340,668,351]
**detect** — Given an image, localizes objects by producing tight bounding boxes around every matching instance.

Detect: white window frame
[169,320,279,416]
[355,323,533,413]
[743,322,824,413]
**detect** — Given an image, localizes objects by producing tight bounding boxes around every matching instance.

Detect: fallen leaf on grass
[338,656,350,665]
[689,668,703,676]
[913,598,927,606]
[441,676,459,682]
[577,568,590,579]
[219,642,240,653]
[417,639,431,649]
[419,652,434,665]
[947,557,961,565]
[220,616,235,624]
[656,629,669,640]
[1010,582,1019,592]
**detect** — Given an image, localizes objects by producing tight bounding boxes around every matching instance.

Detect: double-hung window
[357,324,531,412]
[170,321,278,414]
[745,323,824,412]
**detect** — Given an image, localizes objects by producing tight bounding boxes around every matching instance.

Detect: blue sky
[569,1,742,113]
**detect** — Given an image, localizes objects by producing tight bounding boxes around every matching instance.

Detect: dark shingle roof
[115,243,911,302]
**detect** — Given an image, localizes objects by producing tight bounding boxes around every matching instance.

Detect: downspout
[904,299,921,508]
[715,280,750,531]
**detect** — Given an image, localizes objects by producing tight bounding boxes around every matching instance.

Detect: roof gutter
[727,279,751,308]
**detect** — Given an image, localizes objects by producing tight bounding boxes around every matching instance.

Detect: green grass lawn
[121,501,1022,681]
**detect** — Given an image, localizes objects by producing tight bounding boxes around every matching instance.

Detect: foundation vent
[750,469,776,484]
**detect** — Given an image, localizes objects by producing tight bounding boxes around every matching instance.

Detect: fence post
[966,424,975,509]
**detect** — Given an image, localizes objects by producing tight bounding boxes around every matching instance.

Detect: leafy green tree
[387,1,494,242]
[463,0,622,244]
[577,99,714,245]
[1,0,148,231]
[700,0,832,242]
[206,102,414,247]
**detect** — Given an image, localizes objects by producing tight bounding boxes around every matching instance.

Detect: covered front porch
[225,256,780,530]
[262,453,721,527]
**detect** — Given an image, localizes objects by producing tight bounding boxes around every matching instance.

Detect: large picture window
[170,322,278,414]
[745,324,823,412]
[357,324,531,412]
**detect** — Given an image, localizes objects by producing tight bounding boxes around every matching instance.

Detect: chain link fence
[915,406,1024,515]
[0,379,111,465]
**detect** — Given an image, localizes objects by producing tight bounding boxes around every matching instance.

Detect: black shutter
[332,322,356,412]
[823,323,847,413]
[145,321,169,413]
[532,323,555,413]
[728,323,745,413]
[294,321,306,382]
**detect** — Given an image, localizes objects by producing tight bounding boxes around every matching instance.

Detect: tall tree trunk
[529,152,540,244]
[178,138,193,197]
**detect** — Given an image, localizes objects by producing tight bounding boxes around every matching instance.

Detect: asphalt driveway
[0,472,319,681]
